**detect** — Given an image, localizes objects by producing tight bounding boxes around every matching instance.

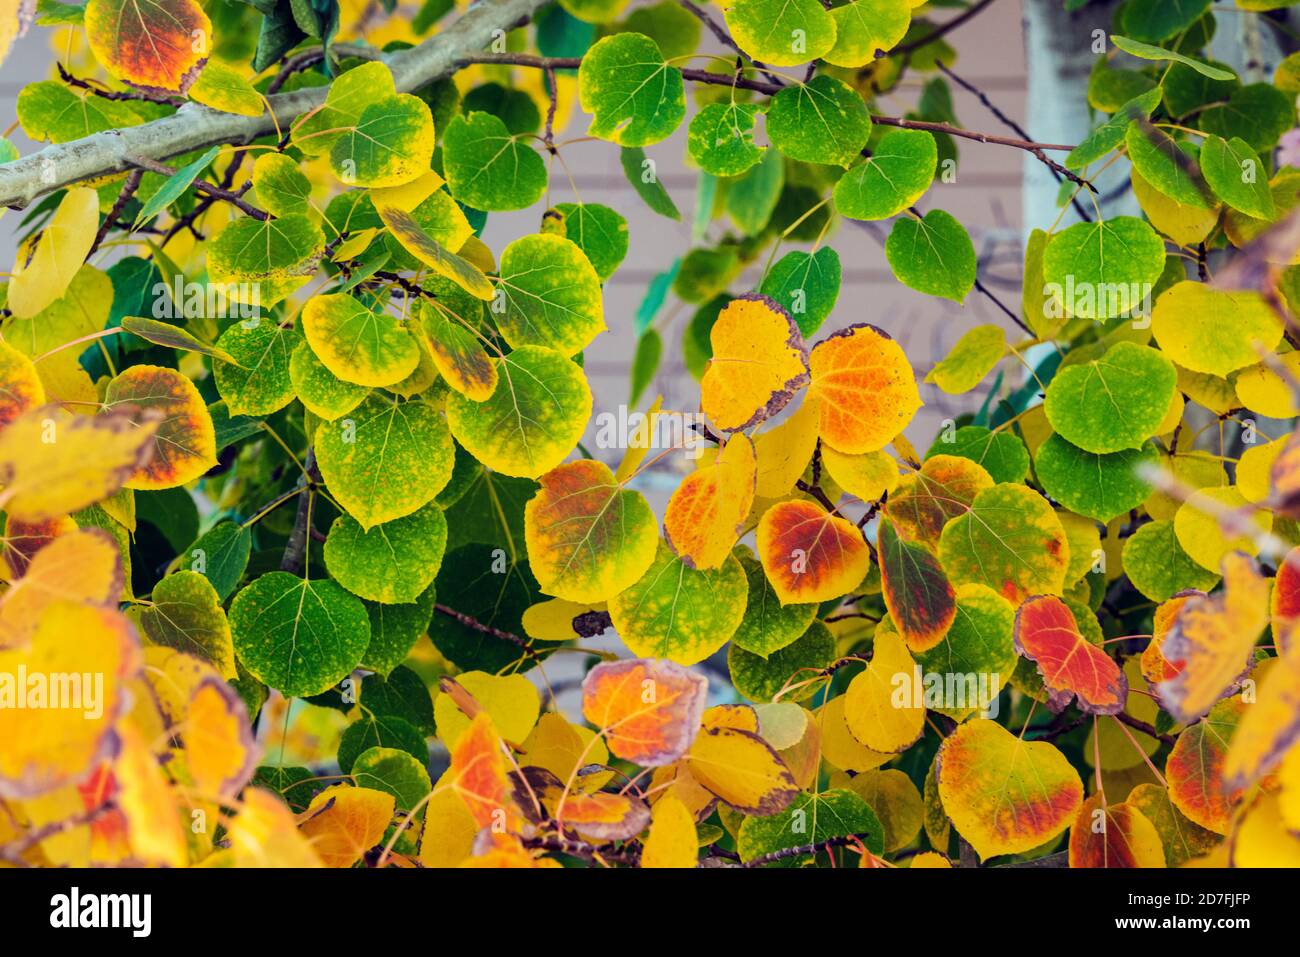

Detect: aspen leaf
[1151,282,1283,377]
[1035,435,1158,523]
[700,294,809,432]
[190,60,263,117]
[938,483,1069,603]
[1127,783,1220,867]
[302,294,421,388]
[495,233,606,356]
[843,629,925,752]
[435,671,540,748]
[0,339,45,428]
[641,793,698,868]
[207,214,323,309]
[1041,217,1165,320]
[324,502,448,604]
[724,0,835,66]
[229,572,371,698]
[846,768,924,853]
[825,0,911,67]
[609,541,747,664]
[0,528,123,648]
[757,499,872,605]
[1157,552,1268,723]
[213,320,299,417]
[0,406,157,523]
[581,657,708,767]
[299,785,395,868]
[376,204,492,300]
[925,325,1006,394]
[767,76,871,168]
[1122,519,1220,603]
[419,302,497,400]
[185,678,257,800]
[138,571,235,679]
[819,693,892,773]
[738,789,883,865]
[1166,697,1247,834]
[664,434,756,570]
[0,602,139,798]
[808,324,920,454]
[913,583,1016,721]
[833,129,936,221]
[1067,792,1165,868]
[6,187,99,319]
[1014,595,1127,714]
[1173,486,1272,570]
[1043,342,1176,454]
[935,720,1083,861]
[101,365,217,490]
[885,454,993,545]
[758,248,841,338]
[1222,648,1300,792]
[446,346,592,479]
[579,32,685,144]
[728,619,835,702]
[688,102,764,177]
[685,725,799,815]
[330,94,434,189]
[289,340,369,421]
[447,712,522,831]
[729,547,817,656]
[525,458,658,601]
[886,210,976,303]
[83,0,210,93]
[314,395,454,529]
[878,518,955,653]
[442,112,548,210]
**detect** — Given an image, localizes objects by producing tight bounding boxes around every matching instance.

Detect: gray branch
[0,0,550,208]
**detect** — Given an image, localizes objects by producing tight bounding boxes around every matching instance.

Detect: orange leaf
[1157,552,1268,723]
[84,0,211,93]
[1014,595,1127,715]
[1067,792,1165,868]
[447,712,521,831]
[884,454,992,545]
[102,365,217,490]
[664,433,756,569]
[299,785,396,867]
[2,514,77,579]
[756,499,871,604]
[581,657,708,767]
[700,295,809,431]
[1272,546,1300,656]
[1166,697,1246,835]
[808,324,920,454]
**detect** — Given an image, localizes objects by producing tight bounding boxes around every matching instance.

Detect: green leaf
[758,247,841,338]
[330,93,434,188]
[462,82,542,135]
[230,571,371,698]
[301,293,421,387]
[607,540,748,665]
[926,425,1028,485]
[1041,217,1166,320]
[252,153,313,218]
[630,329,662,405]
[337,715,426,774]
[687,102,765,177]
[1035,435,1159,523]
[767,76,871,168]
[292,61,395,157]
[445,346,592,479]
[737,789,884,865]
[314,395,455,529]
[495,233,606,356]
[1066,88,1162,170]
[1122,519,1221,603]
[1122,0,1210,43]
[825,0,912,68]
[729,619,835,702]
[324,502,448,604]
[17,80,141,143]
[924,326,1006,395]
[620,0,702,60]
[120,315,238,365]
[1199,83,1295,152]
[1200,135,1275,219]
[289,339,369,421]
[1124,125,1212,209]
[938,484,1069,602]
[729,547,817,657]
[620,146,681,220]
[213,319,301,417]
[1044,342,1176,454]
[351,746,432,813]
[578,32,686,146]
[833,129,937,221]
[443,112,548,211]
[549,202,629,281]
[913,583,1016,721]
[208,214,323,308]
[185,521,251,601]
[724,0,837,67]
[727,148,784,235]
[1110,35,1236,81]
[885,209,976,303]
[133,147,220,227]
[139,571,236,679]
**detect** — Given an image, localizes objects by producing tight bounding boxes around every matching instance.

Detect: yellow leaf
[0,527,123,647]
[843,629,925,752]
[6,188,99,319]
[433,671,540,747]
[641,794,699,868]
[664,433,756,569]
[701,295,809,431]
[299,785,396,867]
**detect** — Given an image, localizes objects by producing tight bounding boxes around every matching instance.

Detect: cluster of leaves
[2,0,1300,870]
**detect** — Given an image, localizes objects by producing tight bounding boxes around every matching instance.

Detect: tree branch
[0,0,553,207]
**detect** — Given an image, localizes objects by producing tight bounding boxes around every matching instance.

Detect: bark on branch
[0,0,551,208]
